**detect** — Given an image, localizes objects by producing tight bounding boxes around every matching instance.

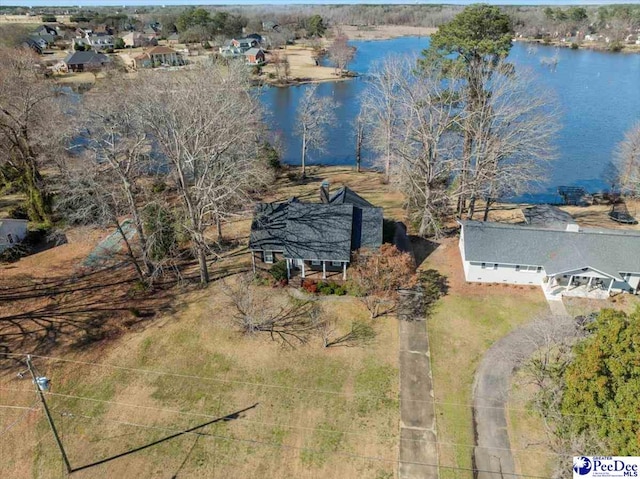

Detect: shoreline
[516,37,640,55]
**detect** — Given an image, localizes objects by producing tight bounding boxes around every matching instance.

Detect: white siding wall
[0,220,28,252]
[465,261,546,285]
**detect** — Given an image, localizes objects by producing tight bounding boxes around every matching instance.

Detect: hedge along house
[249,186,383,281]
[0,219,28,253]
[459,220,640,300]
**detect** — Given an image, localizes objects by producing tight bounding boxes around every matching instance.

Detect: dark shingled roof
[328,186,382,250]
[461,220,640,280]
[249,186,383,262]
[63,51,110,66]
[329,186,374,209]
[283,203,354,262]
[248,198,298,252]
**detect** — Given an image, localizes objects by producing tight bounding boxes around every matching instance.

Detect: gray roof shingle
[283,203,354,262]
[64,51,110,66]
[461,220,640,280]
[329,186,374,209]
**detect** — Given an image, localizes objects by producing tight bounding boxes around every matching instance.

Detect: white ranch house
[0,219,28,253]
[459,221,640,299]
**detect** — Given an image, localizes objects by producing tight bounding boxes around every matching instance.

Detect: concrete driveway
[399,319,439,479]
[472,309,576,478]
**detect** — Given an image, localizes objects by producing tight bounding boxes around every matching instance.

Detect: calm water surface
[260,37,640,202]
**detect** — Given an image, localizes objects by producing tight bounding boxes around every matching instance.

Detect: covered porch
[286,258,348,281]
[544,268,615,300]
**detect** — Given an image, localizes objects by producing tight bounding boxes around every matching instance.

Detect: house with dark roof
[231,37,259,52]
[459,220,640,299]
[62,51,111,72]
[249,185,383,280]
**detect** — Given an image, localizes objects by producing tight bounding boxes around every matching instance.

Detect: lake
[260,37,640,203]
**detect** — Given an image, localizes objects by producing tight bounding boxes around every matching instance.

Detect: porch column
[251,252,256,274]
[568,275,574,290]
[587,276,593,291]
[607,278,614,295]
[301,261,305,279]
[286,259,290,280]
[342,262,347,280]
[322,261,326,279]
[546,276,554,291]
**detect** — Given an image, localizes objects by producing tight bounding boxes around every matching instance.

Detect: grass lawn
[423,239,548,479]
[0,167,407,478]
[0,280,400,479]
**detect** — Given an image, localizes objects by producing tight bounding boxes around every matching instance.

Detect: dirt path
[472,306,572,478]
[399,319,439,479]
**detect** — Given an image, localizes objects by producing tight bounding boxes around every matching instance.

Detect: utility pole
[26,355,72,474]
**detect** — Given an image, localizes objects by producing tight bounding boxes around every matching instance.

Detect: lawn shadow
[409,236,439,269]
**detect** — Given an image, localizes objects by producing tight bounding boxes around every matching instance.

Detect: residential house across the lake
[459,220,640,299]
[133,46,181,68]
[121,31,157,48]
[244,47,265,65]
[231,37,259,52]
[61,51,111,72]
[249,185,383,280]
[0,219,28,253]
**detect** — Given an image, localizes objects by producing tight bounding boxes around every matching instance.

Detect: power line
[0,403,38,410]
[56,408,555,479]
[2,352,639,424]
[0,399,39,436]
[0,388,575,459]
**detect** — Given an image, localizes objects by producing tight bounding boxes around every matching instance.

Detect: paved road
[399,319,439,479]
[472,307,575,479]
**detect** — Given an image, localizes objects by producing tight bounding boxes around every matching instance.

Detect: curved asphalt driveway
[472,309,576,478]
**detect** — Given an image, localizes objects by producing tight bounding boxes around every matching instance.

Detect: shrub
[114,38,125,50]
[301,279,318,294]
[270,260,288,282]
[609,41,623,52]
[267,72,276,80]
[570,42,579,49]
[8,204,29,220]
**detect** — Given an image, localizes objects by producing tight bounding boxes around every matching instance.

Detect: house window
[263,251,274,264]
[7,234,14,244]
[481,263,486,269]
[311,260,321,266]
[493,264,499,270]
[331,261,342,267]
[537,267,542,273]
[515,265,521,272]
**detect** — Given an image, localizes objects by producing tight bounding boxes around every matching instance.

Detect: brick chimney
[320,180,330,203]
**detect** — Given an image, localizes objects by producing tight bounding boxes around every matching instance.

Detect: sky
[4,0,640,7]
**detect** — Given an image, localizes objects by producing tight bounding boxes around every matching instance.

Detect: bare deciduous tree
[616,121,640,197]
[463,63,559,220]
[223,274,321,347]
[135,62,268,284]
[0,48,68,224]
[295,84,337,179]
[327,29,355,76]
[69,80,156,280]
[370,57,460,236]
[350,244,416,318]
[361,57,404,184]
